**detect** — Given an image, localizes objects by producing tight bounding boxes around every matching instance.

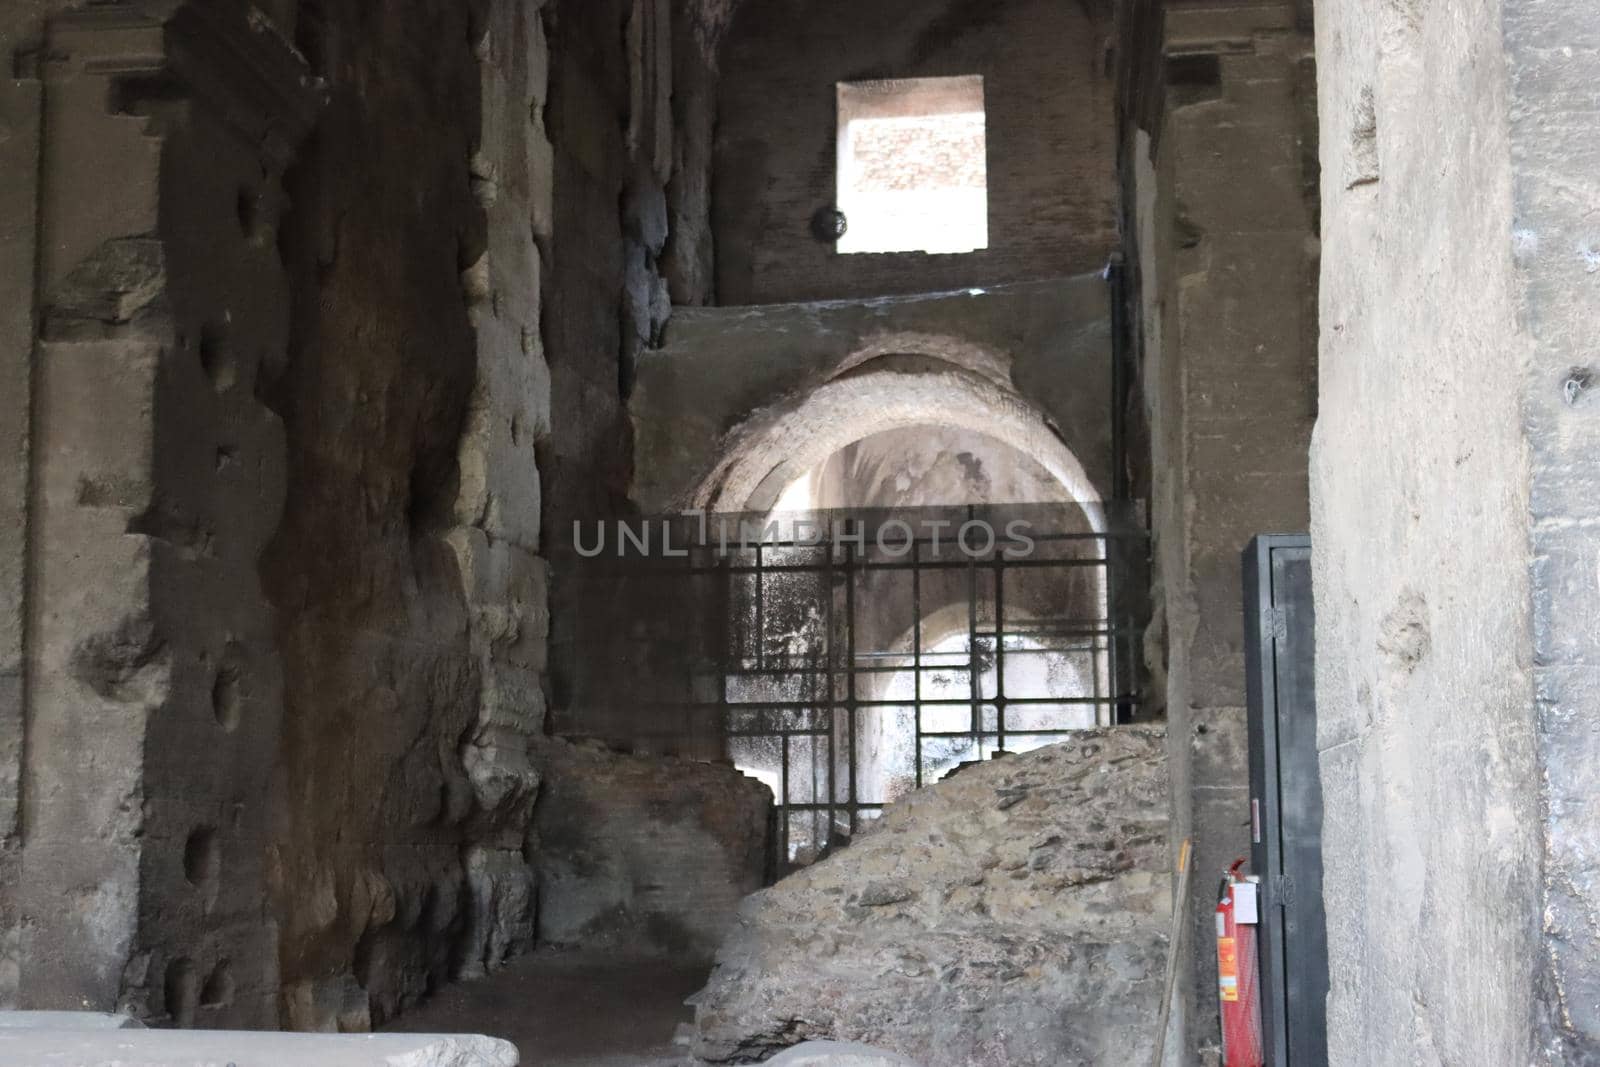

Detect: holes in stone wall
[1166,53,1222,89]
[212,646,245,732]
[237,186,270,246]
[183,826,221,891]
[164,957,199,1027]
[1347,86,1380,189]
[198,323,239,393]
[200,959,235,1008]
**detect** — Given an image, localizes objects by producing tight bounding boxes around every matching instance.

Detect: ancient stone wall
[541,0,721,721]
[629,278,1115,515]
[0,0,562,1030]
[1125,1,1318,1057]
[264,0,550,1030]
[1312,0,1600,1059]
[0,0,54,1012]
[4,1,318,1025]
[713,0,1118,305]
[532,738,772,962]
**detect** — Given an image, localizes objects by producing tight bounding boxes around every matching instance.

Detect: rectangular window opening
[835,75,988,255]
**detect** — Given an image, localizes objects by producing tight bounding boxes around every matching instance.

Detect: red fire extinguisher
[1216,858,1264,1066]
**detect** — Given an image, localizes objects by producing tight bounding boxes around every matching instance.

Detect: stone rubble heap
[691,726,1170,1066]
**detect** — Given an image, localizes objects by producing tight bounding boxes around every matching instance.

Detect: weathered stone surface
[691,728,1168,1066]
[446,0,554,985]
[1125,5,1318,1056]
[630,278,1114,516]
[5,0,733,1029]
[1312,0,1600,1061]
[265,0,552,1029]
[11,1,318,1025]
[533,739,773,962]
[761,1041,924,1067]
[543,0,688,736]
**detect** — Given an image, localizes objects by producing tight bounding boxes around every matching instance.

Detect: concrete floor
[386,949,707,1066]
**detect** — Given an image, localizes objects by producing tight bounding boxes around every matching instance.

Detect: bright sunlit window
[835,75,988,255]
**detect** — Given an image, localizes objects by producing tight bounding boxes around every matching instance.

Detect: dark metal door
[1243,535,1328,1066]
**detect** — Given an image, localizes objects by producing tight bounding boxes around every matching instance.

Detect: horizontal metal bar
[917,728,1094,739]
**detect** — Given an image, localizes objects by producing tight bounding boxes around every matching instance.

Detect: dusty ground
[386,948,706,1066]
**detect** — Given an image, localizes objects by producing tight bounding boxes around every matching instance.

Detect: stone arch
[689,359,1104,528]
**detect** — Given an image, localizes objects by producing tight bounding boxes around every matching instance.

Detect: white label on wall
[1233,881,1259,925]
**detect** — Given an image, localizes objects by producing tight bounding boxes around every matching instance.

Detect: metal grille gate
[558,504,1148,870]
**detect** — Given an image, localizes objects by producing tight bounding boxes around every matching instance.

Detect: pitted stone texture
[267,0,549,1029]
[533,739,773,962]
[691,728,1168,1066]
[11,2,318,1024]
[448,0,555,960]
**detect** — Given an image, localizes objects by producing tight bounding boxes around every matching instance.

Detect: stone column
[446,0,554,980]
[1314,0,1600,1060]
[13,1,318,1025]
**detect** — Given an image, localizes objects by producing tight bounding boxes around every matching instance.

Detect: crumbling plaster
[806,427,1074,513]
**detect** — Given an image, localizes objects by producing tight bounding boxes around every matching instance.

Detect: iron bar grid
[557,504,1149,869]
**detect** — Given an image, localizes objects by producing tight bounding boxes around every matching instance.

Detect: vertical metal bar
[966,505,981,756]
[1094,549,1109,723]
[912,535,923,789]
[1104,529,1119,726]
[718,542,731,755]
[755,540,764,672]
[1107,258,1129,725]
[1108,256,1130,501]
[780,729,790,865]
[684,526,700,755]
[844,519,858,833]
[822,514,837,851]
[994,553,1006,753]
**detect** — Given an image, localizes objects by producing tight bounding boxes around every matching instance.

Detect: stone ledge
[0,1012,144,1030]
[0,1027,517,1067]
